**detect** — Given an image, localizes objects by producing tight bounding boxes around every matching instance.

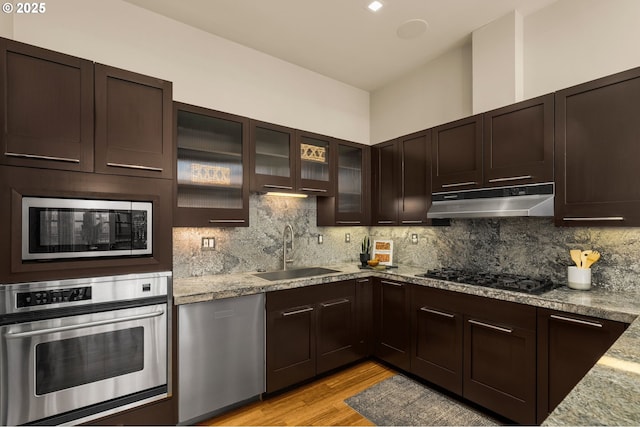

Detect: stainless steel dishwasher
[178,293,264,424]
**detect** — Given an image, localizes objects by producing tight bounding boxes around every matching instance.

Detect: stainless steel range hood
[427,183,554,219]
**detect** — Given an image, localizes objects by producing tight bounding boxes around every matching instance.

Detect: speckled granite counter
[174,264,640,426]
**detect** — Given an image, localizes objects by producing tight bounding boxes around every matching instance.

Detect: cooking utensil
[570,249,582,268]
[580,250,592,269]
[583,250,601,268]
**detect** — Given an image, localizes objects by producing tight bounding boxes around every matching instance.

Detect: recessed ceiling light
[368,1,383,12]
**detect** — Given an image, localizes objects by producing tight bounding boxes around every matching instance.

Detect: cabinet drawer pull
[107,162,163,172]
[488,175,533,183]
[356,279,370,283]
[563,217,624,222]
[550,314,603,328]
[264,184,293,190]
[5,152,80,164]
[420,307,455,318]
[208,219,246,223]
[441,181,477,188]
[381,280,403,287]
[336,221,361,225]
[301,187,327,193]
[468,319,513,334]
[282,306,314,317]
[377,220,394,224]
[443,195,459,199]
[321,299,350,308]
[401,220,423,224]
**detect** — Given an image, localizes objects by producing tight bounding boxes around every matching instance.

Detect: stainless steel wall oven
[21,197,152,261]
[0,272,172,425]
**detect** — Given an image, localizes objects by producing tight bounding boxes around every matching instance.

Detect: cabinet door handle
[5,152,80,164]
[420,307,455,318]
[107,162,163,172]
[336,221,361,225]
[550,314,603,328]
[264,184,293,190]
[356,279,370,283]
[320,299,350,308]
[468,319,513,334]
[563,217,624,222]
[401,220,423,224]
[443,195,459,199]
[300,187,327,193]
[377,220,394,224]
[488,175,533,183]
[441,181,477,188]
[208,219,246,223]
[381,280,403,287]
[282,306,313,317]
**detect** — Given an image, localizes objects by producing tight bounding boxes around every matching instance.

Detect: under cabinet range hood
[427,182,554,219]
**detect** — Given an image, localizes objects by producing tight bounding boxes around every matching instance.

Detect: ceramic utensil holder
[568,266,591,290]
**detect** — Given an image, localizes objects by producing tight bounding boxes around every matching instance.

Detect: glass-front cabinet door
[317,141,370,226]
[297,131,334,196]
[250,121,296,192]
[174,103,249,227]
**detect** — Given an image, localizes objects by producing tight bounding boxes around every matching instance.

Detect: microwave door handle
[4,309,165,339]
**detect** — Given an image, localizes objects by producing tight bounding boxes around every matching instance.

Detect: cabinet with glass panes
[250,121,335,196]
[174,103,249,227]
[317,141,370,226]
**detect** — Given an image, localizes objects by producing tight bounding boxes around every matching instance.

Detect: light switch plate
[411,233,418,244]
[318,234,324,244]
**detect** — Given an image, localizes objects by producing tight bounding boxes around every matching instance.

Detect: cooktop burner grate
[416,268,558,295]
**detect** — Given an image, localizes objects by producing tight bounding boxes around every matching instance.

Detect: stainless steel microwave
[22,197,152,261]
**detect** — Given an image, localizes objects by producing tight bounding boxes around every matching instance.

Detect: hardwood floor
[199,360,396,426]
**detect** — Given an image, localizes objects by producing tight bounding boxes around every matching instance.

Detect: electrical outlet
[345,233,351,243]
[201,237,216,250]
[411,233,418,244]
[318,234,324,244]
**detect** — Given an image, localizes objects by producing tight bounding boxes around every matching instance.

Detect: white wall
[0,10,12,38]
[11,0,370,144]
[524,0,640,98]
[472,11,523,114]
[371,0,640,143]
[370,44,472,144]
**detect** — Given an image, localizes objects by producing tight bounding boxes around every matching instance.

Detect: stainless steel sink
[253,267,340,281]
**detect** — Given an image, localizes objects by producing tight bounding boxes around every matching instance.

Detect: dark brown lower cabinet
[355,277,374,358]
[536,308,627,423]
[266,280,359,393]
[410,286,463,395]
[463,299,537,425]
[316,283,358,374]
[373,278,410,371]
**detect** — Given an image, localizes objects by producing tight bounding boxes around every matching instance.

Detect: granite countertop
[173,264,640,426]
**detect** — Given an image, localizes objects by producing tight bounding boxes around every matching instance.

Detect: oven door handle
[4,309,165,339]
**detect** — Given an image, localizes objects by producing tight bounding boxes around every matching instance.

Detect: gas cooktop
[416,268,558,295]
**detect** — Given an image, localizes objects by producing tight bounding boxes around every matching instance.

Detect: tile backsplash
[173,196,640,292]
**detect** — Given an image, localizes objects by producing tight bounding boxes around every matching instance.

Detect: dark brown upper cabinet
[317,140,370,226]
[483,94,554,187]
[371,139,398,225]
[94,64,173,179]
[297,130,335,196]
[173,102,249,227]
[0,37,94,172]
[432,115,483,192]
[250,120,297,193]
[249,120,335,196]
[555,66,640,226]
[372,130,431,225]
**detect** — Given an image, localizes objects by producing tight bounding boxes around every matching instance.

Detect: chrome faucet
[283,224,294,270]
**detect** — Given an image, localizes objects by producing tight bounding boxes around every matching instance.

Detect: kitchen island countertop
[174,263,640,426]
